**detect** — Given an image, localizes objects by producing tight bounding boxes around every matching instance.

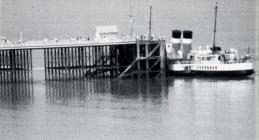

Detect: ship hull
[167,61,254,77]
[168,69,254,77]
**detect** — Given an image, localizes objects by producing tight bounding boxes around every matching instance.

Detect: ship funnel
[167,30,181,59]
[182,30,193,58]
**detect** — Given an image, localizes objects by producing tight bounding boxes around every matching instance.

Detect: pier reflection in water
[0,82,34,110]
[45,78,168,106]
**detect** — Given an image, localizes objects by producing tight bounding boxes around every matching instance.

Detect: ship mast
[212,2,218,48]
[128,5,135,38]
[148,0,152,40]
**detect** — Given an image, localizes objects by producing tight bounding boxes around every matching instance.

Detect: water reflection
[110,79,168,103]
[0,83,34,110]
[45,79,168,106]
[0,76,255,140]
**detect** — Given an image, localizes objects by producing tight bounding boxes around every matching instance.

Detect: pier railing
[0,38,136,49]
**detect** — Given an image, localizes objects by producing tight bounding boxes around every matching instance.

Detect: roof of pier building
[95,25,119,42]
[95,25,119,34]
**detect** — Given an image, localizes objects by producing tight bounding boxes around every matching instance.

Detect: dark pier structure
[0,40,166,82]
[44,40,166,81]
[0,49,33,83]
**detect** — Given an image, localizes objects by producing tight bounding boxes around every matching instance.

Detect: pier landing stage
[0,39,166,82]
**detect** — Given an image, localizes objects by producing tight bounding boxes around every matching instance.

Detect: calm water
[0,0,257,140]
[0,77,255,140]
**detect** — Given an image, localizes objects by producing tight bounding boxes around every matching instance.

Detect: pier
[0,39,166,82]
[0,49,33,83]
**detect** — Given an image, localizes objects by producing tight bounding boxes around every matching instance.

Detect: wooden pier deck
[0,39,136,50]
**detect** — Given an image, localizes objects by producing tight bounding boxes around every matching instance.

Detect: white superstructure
[168,47,254,76]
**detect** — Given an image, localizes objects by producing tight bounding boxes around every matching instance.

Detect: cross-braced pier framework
[44,40,165,81]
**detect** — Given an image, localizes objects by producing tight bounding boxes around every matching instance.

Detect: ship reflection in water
[0,77,255,140]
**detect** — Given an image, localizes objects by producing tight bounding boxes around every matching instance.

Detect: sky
[0,0,257,50]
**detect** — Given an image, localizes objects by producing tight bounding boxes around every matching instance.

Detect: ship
[166,2,254,77]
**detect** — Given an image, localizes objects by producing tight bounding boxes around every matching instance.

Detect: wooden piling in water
[0,49,32,83]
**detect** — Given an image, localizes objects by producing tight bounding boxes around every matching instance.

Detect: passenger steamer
[166,3,254,76]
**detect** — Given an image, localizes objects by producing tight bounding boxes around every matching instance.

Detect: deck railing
[0,38,136,48]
